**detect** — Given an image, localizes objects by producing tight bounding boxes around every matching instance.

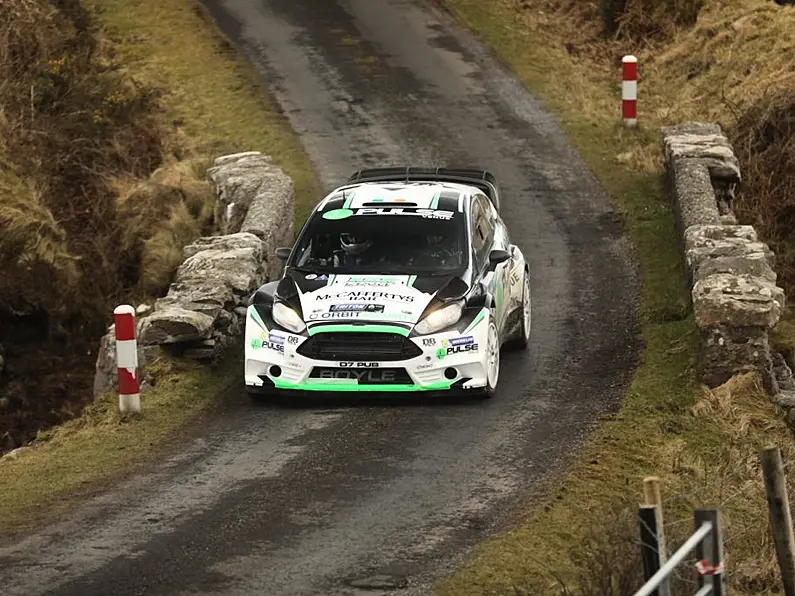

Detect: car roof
[315,181,479,215]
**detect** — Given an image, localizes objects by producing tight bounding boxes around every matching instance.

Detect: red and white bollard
[114,304,141,414]
[622,55,638,127]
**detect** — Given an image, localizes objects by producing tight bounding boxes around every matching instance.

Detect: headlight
[414,301,464,336]
[272,301,306,333]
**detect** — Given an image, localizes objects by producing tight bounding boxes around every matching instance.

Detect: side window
[471,195,494,272]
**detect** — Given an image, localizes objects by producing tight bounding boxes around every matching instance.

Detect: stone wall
[661,122,791,397]
[93,152,296,397]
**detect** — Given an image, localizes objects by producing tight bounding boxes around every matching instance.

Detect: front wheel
[475,316,500,399]
[515,270,531,350]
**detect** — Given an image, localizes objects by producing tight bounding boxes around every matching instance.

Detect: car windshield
[289,207,468,275]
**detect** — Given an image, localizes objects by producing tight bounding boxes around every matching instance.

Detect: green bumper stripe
[273,380,454,392]
[308,324,411,336]
[429,190,440,210]
[463,308,487,334]
[249,307,267,331]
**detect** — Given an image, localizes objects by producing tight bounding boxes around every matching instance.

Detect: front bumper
[244,308,489,394]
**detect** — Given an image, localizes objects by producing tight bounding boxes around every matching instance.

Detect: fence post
[761,446,795,596]
[114,304,141,414]
[639,505,666,596]
[643,477,668,564]
[694,509,725,596]
[622,55,638,127]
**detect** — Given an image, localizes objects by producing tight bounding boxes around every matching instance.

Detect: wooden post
[643,476,667,563]
[639,505,669,596]
[694,508,725,596]
[761,446,795,596]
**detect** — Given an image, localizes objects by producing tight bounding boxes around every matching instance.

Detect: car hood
[293,273,455,329]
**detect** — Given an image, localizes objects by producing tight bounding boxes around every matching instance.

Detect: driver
[425,232,458,265]
[334,231,377,267]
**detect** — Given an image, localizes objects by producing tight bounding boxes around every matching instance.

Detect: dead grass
[432,0,795,593]
[0,0,319,450]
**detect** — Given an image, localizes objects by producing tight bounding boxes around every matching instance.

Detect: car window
[471,194,495,272]
[290,206,469,275]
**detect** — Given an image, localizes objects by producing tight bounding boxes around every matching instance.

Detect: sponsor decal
[268,332,286,345]
[314,291,414,303]
[510,271,519,286]
[416,362,435,370]
[287,336,300,345]
[339,362,379,368]
[316,274,329,281]
[315,369,397,382]
[422,338,436,347]
[435,336,479,360]
[305,273,317,280]
[251,336,285,353]
[330,303,385,313]
[307,311,362,320]
[321,207,454,221]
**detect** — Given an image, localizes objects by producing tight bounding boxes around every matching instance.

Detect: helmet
[340,232,372,256]
[427,233,445,247]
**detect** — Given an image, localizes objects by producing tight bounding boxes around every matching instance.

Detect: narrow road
[0,1,640,594]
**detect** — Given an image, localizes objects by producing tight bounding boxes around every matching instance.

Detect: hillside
[0,0,317,452]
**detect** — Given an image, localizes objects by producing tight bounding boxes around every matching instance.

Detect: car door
[471,193,509,332]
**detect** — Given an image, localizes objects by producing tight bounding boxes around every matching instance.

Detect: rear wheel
[475,316,500,399]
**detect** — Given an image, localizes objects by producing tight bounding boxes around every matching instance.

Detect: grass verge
[432,0,795,593]
[85,0,320,225]
[0,0,318,532]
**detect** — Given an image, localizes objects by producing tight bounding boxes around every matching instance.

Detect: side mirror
[487,249,511,272]
[275,247,292,261]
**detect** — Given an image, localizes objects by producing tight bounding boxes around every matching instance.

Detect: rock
[684,224,758,245]
[234,306,248,318]
[0,396,10,410]
[773,352,795,391]
[684,225,775,284]
[693,274,785,329]
[139,232,267,351]
[153,232,267,319]
[700,324,777,391]
[775,391,795,409]
[661,122,741,183]
[672,161,721,232]
[205,152,274,235]
[694,253,777,284]
[239,166,295,281]
[138,306,215,345]
[136,304,152,316]
[182,232,266,260]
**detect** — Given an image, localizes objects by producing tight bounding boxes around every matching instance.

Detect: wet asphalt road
[0,1,640,594]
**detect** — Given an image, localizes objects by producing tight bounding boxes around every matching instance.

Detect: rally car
[244,167,531,399]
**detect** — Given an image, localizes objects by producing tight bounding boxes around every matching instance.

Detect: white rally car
[244,167,531,399]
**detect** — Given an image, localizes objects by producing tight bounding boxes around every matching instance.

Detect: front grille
[297,332,422,361]
[309,367,413,385]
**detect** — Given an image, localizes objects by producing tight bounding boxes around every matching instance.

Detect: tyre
[475,316,500,399]
[514,269,531,350]
[505,269,531,350]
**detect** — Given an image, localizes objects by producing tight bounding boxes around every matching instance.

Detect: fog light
[444,367,457,380]
[270,365,282,378]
